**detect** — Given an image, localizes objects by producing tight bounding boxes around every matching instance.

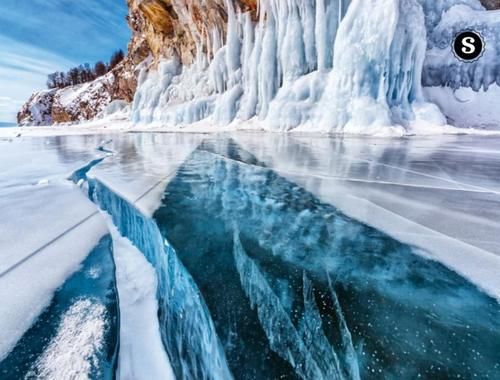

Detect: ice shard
[233,230,332,380]
[88,178,232,380]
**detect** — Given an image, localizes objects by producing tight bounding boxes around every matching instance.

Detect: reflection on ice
[155,138,500,379]
[232,134,500,298]
[87,133,204,215]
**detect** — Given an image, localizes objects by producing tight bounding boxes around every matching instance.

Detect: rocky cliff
[128,0,257,64]
[18,0,500,130]
[18,0,255,125]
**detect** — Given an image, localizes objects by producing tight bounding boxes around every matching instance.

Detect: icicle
[130,0,450,133]
[257,6,278,117]
[300,0,318,72]
[281,1,306,82]
[211,26,223,56]
[241,12,254,84]
[338,0,343,25]
[225,0,241,80]
[315,0,327,71]
[238,14,263,120]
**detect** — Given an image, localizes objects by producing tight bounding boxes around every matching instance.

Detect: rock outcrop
[17,58,141,126]
[17,90,56,126]
[128,0,257,65]
[481,0,500,9]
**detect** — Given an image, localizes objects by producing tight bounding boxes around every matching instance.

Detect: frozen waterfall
[130,0,499,132]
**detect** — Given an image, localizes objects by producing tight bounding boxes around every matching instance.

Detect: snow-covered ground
[424,84,500,129]
[3,114,500,140]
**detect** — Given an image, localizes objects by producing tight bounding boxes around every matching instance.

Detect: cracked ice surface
[232,133,500,300]
[3,133,498,302]
[86,133,204,215]
[1,132,500,379]
[155,136,500,379]
[0,136,112,360]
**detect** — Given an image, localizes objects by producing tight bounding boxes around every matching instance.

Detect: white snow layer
[0,189,107,360]
[424,84,500,129]
[108,221,175,380]
[130,0,500,133]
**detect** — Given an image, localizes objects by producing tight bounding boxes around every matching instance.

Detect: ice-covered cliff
[18,0,500,132]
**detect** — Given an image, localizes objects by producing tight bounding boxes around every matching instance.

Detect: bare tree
[94,61,107,77]
[109,49,125,70]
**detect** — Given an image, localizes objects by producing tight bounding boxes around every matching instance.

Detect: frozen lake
[0,132,499,379]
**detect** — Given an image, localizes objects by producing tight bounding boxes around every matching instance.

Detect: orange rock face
[128,0,258,65]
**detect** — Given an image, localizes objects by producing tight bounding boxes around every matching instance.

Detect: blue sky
[0,0,130,122]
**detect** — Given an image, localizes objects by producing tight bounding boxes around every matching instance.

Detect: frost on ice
[130,0,500,133]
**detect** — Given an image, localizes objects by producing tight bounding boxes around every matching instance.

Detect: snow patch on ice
[27,299,107,379]
[108,221,175,380]
[0,211,107,360]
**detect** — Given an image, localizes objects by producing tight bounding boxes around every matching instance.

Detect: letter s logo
[461,37,476,54]
[453,31,484,62]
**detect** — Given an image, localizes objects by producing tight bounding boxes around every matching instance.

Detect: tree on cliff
[109,49,125,70]
[46,49,126,90]
[94,61,107,77]
[46,72,58,89]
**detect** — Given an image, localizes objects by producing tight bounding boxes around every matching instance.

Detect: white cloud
[0,36,76,122]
